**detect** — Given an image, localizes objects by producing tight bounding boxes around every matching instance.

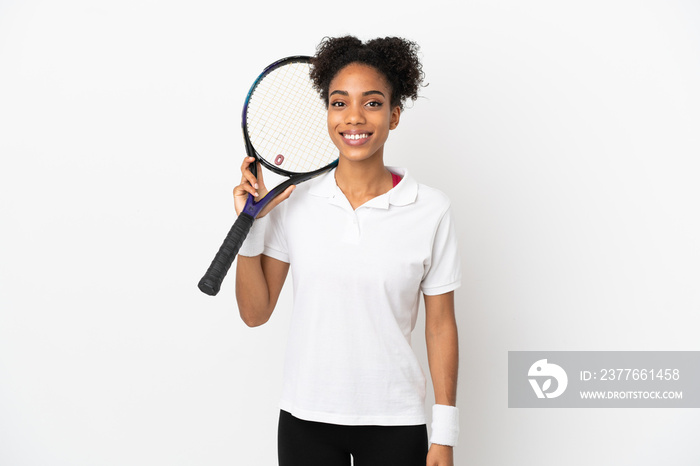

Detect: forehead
[329,63,391,92]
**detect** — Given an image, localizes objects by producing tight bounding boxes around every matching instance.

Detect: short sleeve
[262,202,290,263]
[420,205,461,296]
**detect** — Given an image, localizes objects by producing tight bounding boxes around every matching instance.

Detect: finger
[233,182,258,199]
[240,156,255,173]
[240,157,259,188]
[258,185,295,217]
[270,184,295,206]
[253,161,267,190]
[240,156,256,170]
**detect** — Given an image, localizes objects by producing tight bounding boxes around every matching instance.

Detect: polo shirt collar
[308,166,418,209]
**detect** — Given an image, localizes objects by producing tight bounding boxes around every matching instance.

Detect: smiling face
[327,63,401,165]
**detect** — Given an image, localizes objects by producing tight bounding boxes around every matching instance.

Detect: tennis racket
[198,56,339,296]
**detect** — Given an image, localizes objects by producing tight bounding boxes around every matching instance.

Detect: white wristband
[237,215,269,257]
[430,404,459,447]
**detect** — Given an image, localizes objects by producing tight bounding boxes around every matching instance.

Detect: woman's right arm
[233,157,294,327]
[236,255,289,327]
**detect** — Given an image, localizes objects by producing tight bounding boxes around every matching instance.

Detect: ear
[389,106,401,130]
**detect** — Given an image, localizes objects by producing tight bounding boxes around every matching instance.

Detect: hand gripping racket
[198,56,338,296]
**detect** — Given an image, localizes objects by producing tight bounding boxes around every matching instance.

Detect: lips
[340,130,372,145]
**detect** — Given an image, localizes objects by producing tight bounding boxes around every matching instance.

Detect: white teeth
[344,133,369,140]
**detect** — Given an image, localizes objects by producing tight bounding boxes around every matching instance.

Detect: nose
[344,103,365,125]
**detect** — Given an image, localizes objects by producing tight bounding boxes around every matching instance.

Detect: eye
[366,101,383,108]
[330,101,345,108]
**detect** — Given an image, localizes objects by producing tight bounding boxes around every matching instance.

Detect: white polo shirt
[263,167,461,426]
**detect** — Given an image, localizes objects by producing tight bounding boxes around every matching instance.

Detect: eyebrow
[329,90,386,97]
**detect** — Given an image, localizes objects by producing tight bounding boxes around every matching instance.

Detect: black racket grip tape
[198,213,255,296]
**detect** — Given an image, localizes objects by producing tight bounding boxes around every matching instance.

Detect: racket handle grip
[198,213,255,296]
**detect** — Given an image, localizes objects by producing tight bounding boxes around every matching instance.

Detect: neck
[334,157,394,209]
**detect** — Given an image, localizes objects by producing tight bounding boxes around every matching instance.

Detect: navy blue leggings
[278,410,428,466]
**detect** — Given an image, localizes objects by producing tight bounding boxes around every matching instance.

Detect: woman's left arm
[424,291,458,466]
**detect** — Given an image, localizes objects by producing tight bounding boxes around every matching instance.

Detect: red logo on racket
[275,154,284,165]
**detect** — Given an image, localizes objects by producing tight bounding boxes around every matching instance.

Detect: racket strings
[253,67,330,170]
[247,62,337,173]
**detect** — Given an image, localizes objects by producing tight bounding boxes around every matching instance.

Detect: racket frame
[240,55,338,219]
[198,55,338,296]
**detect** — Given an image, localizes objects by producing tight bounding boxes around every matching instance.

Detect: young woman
[233,36,461,466]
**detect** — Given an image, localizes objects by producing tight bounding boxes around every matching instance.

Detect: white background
[1,0,699,465]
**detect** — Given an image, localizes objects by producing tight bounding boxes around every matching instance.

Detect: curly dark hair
[310,36,425,111]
